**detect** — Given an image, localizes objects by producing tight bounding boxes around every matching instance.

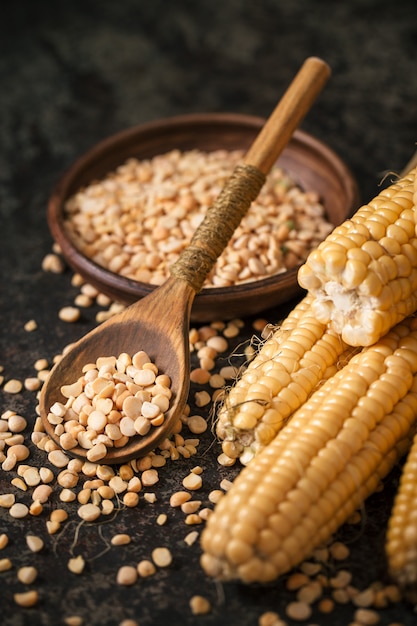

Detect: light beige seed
[182,472,202,491]
[59,306,81,323]
[30,500,43,516]
[186,415,207,434]
[32,484,53,503]
[184,531,199,546]
[10,503,29,519]
[87,442,108,462]
[152,547,172,568]
[0,493,16,508]
[17,566,38,584]
[0,533,8,550]
[46,520,61,534]
[117,565,138,586]
[26,535,44,552]
[77,503,101,522]
[23,467,41,487]
[194,390,211,407]
[111,534,132,546]
[8,414,27,433]
[137,559,156,577]
[4,379,23,394]
[68,555,85,574]
[64,617,84,626]
[60,488,77,502]
[353,608,380,624]
[123,492,139,508]
[8,444,30,461]
[0,557,12,571]
[141,469,159,486]
[50,509,69,523]
[285,601,312,621]
[48,449,70,468]
[189,595,211,615]
[181,500,201,514]
[24,377,41,391]
[14,590,39,607]
[11,477,27,491]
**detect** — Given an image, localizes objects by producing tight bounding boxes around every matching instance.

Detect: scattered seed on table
[64,617,84,626]
[285,600,312,621]
[17,566,38,584]
[152,547,172,568]
[0,533,8,550]
[26,535,44,552]
[14,590,39,607]
[189,595,212,615]
[137,560,156,577]
[9,502,29,519]
[4,379,23,394]
[77,503,101,522]
[117,565,138,586]
[111,534,131,546]
[68,555,85,574]
[32,484,53,503]
[182,472,202,491]
[59,306,81,323]
[0,558,12,572]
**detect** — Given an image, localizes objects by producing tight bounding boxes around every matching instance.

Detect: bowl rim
[47,112,360,311]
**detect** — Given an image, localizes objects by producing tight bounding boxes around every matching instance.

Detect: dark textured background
[1,1,417,625]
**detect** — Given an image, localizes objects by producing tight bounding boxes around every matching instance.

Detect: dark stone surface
[1,1,417,624]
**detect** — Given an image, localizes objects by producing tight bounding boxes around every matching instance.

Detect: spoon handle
[170,56,331,293]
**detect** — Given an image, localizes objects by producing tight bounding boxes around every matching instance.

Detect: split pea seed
[14,590,39,607]
[189,595,211,615]
[17,566,38,584]
[285,600,312,621]
[64,617,84,626]
[117,565,138,586]
[111,534,131,546]
[0,493,15,508]
[137,560,156,577]
[59,306,81,323]
[10,502,29,519]
[0,533,8,549]
[182,472,202,491]
[26,535,44,552]
[152,547,172,568]
[123,492,139,508]
[184,531,199,546]
[0,558,12,571]
[4,379,23,394]
[68,555,85,574]
[77,503,101,522]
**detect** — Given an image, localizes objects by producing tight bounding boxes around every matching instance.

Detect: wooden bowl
[47,113,360,322]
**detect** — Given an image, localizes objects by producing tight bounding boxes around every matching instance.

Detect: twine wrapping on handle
[170,162,266,293]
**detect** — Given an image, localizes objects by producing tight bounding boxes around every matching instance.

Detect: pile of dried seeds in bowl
[0,247,409,626]
[63,148,334,287]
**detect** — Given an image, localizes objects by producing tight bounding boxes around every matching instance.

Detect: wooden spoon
[39,56,331,464]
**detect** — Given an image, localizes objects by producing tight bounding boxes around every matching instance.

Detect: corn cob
[386,430,417,602]
[298,167,417,347]
[201,316,417,584]
[216,293,358,464]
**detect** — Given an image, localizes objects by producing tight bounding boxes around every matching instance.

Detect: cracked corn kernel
[189,595,211,615]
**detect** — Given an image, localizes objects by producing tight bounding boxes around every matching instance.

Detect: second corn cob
[201,316,417,584]
[298,167,417,347]
[216,293,358,464]
[386,430,417,603]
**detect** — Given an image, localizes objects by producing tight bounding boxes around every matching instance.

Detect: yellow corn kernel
[298,167,417,346]
[201,317,417,584]
[386,431,417,603]
[216,295,356,464]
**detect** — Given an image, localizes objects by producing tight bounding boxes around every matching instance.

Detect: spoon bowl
[39,57,331,463]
